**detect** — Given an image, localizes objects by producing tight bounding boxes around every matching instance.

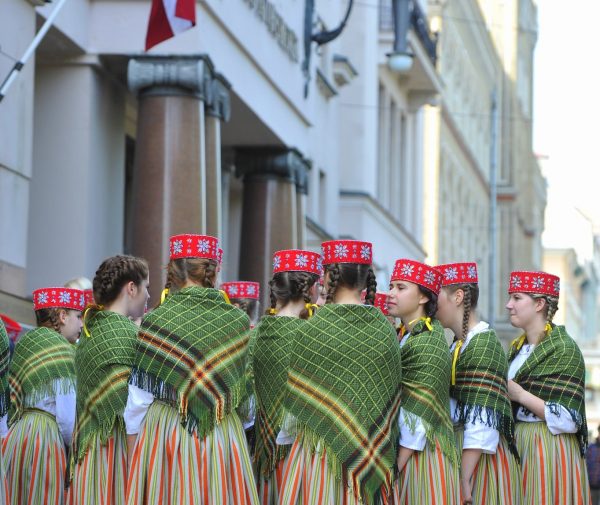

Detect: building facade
[0,0,439,322]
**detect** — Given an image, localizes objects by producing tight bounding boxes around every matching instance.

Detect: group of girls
[0,233,591,504]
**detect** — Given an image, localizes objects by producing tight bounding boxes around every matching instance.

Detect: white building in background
[0,0,439,323]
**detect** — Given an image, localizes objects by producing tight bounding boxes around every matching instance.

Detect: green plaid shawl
[130,286,251,438]
[0,321,10,417]
[284,304,402,502]
[450,329,518,459]
[508,324,588,455]
[8,327,75,424]
[73,311,138,461]
[252,316,304,477]
[401,318,458,465]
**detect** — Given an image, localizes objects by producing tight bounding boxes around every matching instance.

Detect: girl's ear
[454,288,464,306]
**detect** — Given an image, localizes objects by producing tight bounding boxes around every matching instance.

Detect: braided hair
[93,255,149,306]
[267,271,319,319]
[530,293,559,335]
[324,263,376,304]
[164,258,218,294]
[443,283,479,339]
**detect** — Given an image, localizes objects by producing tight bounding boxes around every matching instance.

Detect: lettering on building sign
[242,0,299,63]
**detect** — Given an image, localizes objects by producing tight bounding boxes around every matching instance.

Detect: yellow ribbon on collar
[268,308,277,315]
[409,316,432,331]
[305,303,319,318]
[511,333,527,353]
[160,288,169,305]
[220,290,231,305]
[451,339,464,386]
[82,304,104,338]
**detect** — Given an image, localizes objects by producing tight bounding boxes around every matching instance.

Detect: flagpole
[0,0,69,103]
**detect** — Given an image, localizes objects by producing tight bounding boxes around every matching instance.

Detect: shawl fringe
[129,368,247,440]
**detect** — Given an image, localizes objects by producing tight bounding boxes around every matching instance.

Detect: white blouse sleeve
[124,384,154,435]
[0,414,8,438]
[54,387,76,447]
[398,408,427,451]
[462,410,500,454]
[544,403,578,435]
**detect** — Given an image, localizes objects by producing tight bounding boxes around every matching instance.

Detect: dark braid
[297,273,314,320]
[267,278,278,315]
[325,264,341,304]
[93,255,149,306]
[546,296,559,324]
[364,267,377,305]
[461,286,472,340]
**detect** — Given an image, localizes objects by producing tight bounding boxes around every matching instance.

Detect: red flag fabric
[145,0,196,51]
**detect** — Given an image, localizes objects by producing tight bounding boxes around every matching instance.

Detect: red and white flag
[145,0,196,51]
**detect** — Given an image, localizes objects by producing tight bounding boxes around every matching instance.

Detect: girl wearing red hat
[436,262,519,504]
[69,255,149,505]
[249,249,321,504]
[386,259,460,504]
[125,234,259,504]
[506,270,591,504]
[279,240,402,504]
[222,281,261,328]
[3,287,85,504]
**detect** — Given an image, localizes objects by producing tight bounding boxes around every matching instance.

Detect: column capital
[206,73,232,122]
[127,55,213,100]
[235,147,310,191]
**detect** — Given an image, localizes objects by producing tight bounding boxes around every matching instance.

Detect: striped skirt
[126,401,259,505]
[278,437,392,505]
[2,409,67,505]
[454,426,521,504]
[0,441,8,504]
[68,425,128,504]
[516,421,591,505]
[257,457,287,505]
[391,439,460,505]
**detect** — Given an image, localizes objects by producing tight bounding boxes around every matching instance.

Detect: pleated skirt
[257,456,287,505]
[2,409,67,505]
[391,439,460,505]
[278,436,392,505]
[454,426,521,504]
[515,421,591,505]
[68,425,127,504]
[126,401,259,505]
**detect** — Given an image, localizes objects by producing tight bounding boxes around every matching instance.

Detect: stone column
[127,57,211,301]
[205,73,231,240]
[295,157,310,248]
[236,148,309,307]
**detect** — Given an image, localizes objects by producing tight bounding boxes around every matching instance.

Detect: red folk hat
[169,234,220,261]
[361,290,390,316]
[83,289,95,307]
[273,249,322,276]
[391,259,442,295]
[217,248,224,265]
[508,271,560,297]
[32,287,86,312]
[437,262,478,286]
[221,281,260,300]
[321,240,372,265]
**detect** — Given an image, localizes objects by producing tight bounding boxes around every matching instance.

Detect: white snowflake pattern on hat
[229,285,239,295]
[38,292,48,304]
[59,291,71,304]
[444,267,458,281]
[80,294,86,307]
[334,244,349,258]
[172,240,183,254]
[401,263,414,277]
[511,276,521,288]
[424,271,436,285]
[532,277,544,289]
[246,285,256,296]
[360,245,371,261]
[273,256,281,270]
[317,257,323,272]
[467,265,477,278]
[553,279,560,293]
[197,239,211,253]
[295,254,308,268]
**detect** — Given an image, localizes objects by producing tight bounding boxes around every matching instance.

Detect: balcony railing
[379,0,438,65]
